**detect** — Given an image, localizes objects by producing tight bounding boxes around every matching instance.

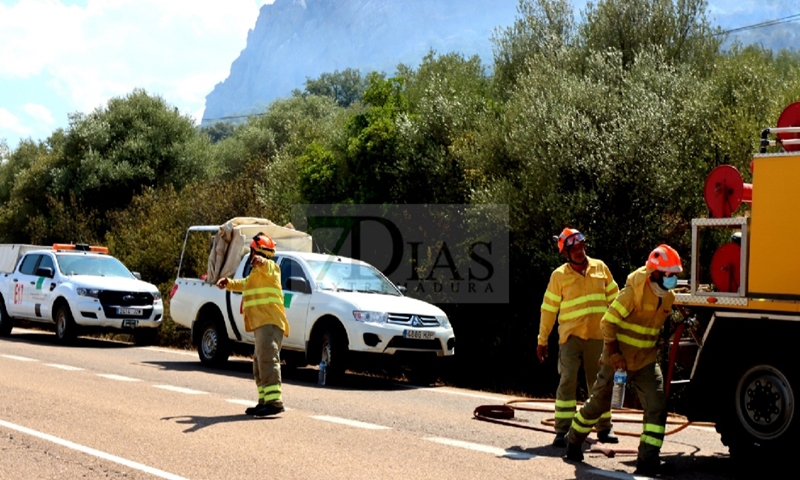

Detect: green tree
[52,89,212,220]
[304,68,368,107]
[492,0,576,93]
[578,0,722,73]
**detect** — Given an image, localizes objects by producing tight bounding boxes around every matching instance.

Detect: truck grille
[387,313,439,327]
[97,291,155,319]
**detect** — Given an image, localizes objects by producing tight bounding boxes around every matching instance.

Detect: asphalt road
[1,328,742,480]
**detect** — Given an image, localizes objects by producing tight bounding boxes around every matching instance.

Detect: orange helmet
[556,228,585,253]
[646,244,682,273]
[251,233,276,258]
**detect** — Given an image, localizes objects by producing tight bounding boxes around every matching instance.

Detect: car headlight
[436,315,451,328]
[353,311,388,324]
[77,288,100,298]
[153,291,161,301]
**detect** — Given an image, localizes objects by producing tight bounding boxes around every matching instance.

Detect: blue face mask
[662,275,678,289]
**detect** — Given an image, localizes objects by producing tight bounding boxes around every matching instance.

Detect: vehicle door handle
[30,282,35,285]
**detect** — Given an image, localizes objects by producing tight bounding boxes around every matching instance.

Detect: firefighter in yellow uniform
[565,244,682,476]
[217,233,289,418]
[538,228,620,447]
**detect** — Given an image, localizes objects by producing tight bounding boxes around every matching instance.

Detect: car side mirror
[286,276,311,294]
[397,285,407,295]
[132,272,142,280]
[35,267,54,278]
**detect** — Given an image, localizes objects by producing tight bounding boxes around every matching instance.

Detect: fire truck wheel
[717,360,796,461]
[55,304,78,344]
[197,317,231,367]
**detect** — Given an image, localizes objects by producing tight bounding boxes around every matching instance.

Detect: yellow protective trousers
[554,336,613,434]
[567,360,667,462]
[253,324,284,407]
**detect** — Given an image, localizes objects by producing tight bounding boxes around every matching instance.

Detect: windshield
[306,259,400,295]
[56,254,135,278]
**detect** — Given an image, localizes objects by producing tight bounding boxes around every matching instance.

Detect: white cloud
[23,103,55,125]
[0,0,275,130]
[0,109,33,135]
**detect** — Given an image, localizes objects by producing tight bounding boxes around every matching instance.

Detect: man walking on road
[217,233,288,418]
[538,228,620,447]
[565,244,683,475]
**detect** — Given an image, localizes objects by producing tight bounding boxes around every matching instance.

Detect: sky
[0,0,796,151]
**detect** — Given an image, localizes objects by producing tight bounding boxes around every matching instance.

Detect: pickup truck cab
[169,221,456,380]
[0,243,164,344]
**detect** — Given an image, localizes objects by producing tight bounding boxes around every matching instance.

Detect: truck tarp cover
[205,217,312,284]
[0,244,49,273]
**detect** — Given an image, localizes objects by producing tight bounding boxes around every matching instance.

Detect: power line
[717,13,800,36]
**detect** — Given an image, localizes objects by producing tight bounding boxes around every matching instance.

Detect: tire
[319,328,348,382]
[197,319,231,367]
[55,304,78,344]
[0,297,13,336]
[133,327,159,346]
[716,360,797,462]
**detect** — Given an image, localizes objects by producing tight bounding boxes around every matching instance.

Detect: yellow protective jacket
[225,259,289,336]
[538,257,619,345]
[601,266,674,371]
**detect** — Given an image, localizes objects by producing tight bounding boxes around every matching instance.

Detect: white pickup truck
[0,243,164,344]
[169,219,456,380]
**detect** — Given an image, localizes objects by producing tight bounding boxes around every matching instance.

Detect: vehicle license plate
[122,319,138,328]
[118,307,142,316]
[403,329,434,340]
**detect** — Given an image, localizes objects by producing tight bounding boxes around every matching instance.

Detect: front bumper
[346,322,455,356]
[72,297,163,329]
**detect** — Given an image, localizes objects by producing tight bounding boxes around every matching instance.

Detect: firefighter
[217,233,289,418]
[565,244,682,475]
[538,228,620,447]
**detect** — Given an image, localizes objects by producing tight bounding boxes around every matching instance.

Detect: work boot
[634,458,675,476]
[253,403,285,418]
[245,404,260,416]
[565,442,584,462]
[552,432,567,448]
[596,429,619,444]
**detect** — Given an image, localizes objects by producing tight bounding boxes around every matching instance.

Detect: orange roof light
[52,243,109,254]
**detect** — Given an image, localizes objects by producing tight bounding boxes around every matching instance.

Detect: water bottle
[610,368,627,409]
[318,360,327,386]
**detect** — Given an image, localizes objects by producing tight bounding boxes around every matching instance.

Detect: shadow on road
[160,413,280,433]
[2,329,136,349]
[141,357,423,393]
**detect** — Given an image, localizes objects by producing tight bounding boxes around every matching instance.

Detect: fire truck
[673,102,800,459]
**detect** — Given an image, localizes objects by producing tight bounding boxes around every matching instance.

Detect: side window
[18,254,40,275]
[38,255,55,273]
[280,258,307,291]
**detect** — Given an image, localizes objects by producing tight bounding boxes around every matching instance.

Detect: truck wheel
[320,329,347,382]
[55,305,78,343]
[133,327,159,346]
[717,361,796,461]
[0,297,13,336]
[197,319,231,367]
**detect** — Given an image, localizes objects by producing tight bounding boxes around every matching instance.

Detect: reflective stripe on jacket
[538,257,619,345]
[225,260,289,335]
[601,266,674,371]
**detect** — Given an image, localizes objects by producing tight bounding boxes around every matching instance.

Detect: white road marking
[141,347,196,357]
[311,415,391,430]
[154,385,207,395]
[1,354,38,362]
[417,387,512,402]
[425,436,536,460]
[46,363,84,371]
[0,419,190,480]
[592,469,650,479]
[96,374,141,382]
